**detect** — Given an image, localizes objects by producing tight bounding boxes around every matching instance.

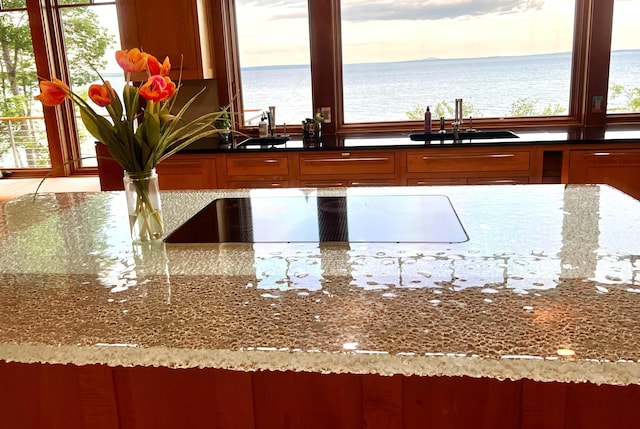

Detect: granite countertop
[1,184,640,386]
[183,128,640,152]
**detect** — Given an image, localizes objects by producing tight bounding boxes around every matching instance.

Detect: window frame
[218,0,638,138]
[7,0,116,178]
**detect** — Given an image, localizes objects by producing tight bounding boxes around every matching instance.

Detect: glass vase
[123,169,165,242]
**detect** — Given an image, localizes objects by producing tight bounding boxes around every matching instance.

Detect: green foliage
[0,4,115,167]
[405,104,425,120]
[609,83,640,112]
[509,98,566,117]
[406,100,482,121]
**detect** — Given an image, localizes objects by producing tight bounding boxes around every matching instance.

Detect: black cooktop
[165,194,468,244]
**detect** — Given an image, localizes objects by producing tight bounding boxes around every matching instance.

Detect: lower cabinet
[300,178,396,188]
[155,156,217,189]
[568,149,640,200]
[95,143,640,196]
[222,153,291,188]
[297,151,398,187]
[403,148,532,186]
[3,361,640,429]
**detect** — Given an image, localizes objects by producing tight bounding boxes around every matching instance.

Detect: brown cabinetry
[298,151,397,187]
[96,142,640,196]
[403,148,531,185]
[116,0,215,80]
[156,155,217,189]
[224,153,291,189]
[568,148,640,200]
[95,143,217,190]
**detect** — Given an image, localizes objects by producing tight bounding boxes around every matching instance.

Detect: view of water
[100,50,639,126]
[240,50,640,125]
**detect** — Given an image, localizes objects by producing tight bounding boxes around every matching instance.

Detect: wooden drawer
[300,178,396,188]
[299,151,395,175]
[406,150,530,173]
[468,176,529,185]
[407,177,468,186]
[226,155,289,176]
[226,180,289,189]
[156,157,216,189]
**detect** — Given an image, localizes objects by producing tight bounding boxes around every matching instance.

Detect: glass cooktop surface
[165,194,468,244]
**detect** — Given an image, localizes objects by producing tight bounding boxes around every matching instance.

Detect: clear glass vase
[123,169,165,242]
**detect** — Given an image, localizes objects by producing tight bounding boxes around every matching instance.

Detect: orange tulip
[88,81,116,107]
[115,48,148,73]
[139,75,176,102]
[34,78,70,106]
[147,55,171,77]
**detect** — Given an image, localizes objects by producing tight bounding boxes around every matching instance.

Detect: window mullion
[308,0,340,135]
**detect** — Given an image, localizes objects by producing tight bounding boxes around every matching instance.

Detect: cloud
[341,0,546,22]
[236,0,546,22]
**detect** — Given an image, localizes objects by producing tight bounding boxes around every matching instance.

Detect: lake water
[103,50,639,126]
[240,50,640,124]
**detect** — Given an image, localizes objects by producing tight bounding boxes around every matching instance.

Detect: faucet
[266,105,276,137]
[452,98,463,140]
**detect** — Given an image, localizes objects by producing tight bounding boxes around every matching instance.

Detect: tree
[406,100,481,122]
[0,1,115,168]
[509,98,566,117]
[610,84,640,113]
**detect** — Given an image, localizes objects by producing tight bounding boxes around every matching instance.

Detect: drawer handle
[234,159,282,164]
[351,182,390,186]
[587,152,621,156]
[304,182,345,187]
[306,157,389,163]
[421,154,515,160]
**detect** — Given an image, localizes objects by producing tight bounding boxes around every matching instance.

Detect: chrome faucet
[266,105,276,137]
[453,98,463,140]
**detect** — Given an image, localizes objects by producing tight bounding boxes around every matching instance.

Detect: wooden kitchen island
[1,184,640,428]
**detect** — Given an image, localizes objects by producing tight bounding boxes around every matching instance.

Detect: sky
[236,0,640,67]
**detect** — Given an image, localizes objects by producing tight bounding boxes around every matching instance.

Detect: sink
[237,136,290,147]
[409,130,519,141]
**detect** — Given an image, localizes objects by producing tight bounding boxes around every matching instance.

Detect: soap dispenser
[424,106,432,134]
[258,113,268,138]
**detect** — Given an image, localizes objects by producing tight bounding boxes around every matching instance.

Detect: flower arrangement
[35,48,228,241]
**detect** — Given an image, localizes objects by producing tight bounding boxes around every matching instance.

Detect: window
[340,0,576,123]
[607,0,640,114]
[0,1,45,168]
[228,0,638,134]
[235,0,312,127]
[58,0,120,167]
[0,0,118,172]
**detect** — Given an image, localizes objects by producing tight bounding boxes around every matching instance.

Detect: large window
[58,0,120,167]
[235,0,312,127]
[607,0,640,114]
[0,1,45,168]
[230,0,638,133]
[340,0,575,123]
[0,0,118,172]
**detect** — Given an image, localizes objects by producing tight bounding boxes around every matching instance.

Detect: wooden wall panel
[112,366,254,429]
[403,375,522,429]
[251,370,363,428]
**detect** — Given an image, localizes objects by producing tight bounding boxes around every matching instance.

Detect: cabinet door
[226,155,290,176]
[156,156,216,190]
[468,177,529,185]
[406,150,530,173]
[569,149,640,199]
[116,0,214,80]
[407,178,468,186]
[300,178,396,188]
[226,180,289,189]
[299,151,395,175]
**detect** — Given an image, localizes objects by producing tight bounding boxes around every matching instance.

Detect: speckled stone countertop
[1,184,640,386]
